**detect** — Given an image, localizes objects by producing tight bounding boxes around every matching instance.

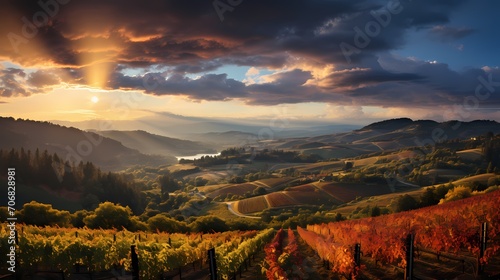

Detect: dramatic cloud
[1,0,467,68]
[429,25,476,42]
[109,71,248,101]
[0,67,70,97]
[0,68,30,97]
[2,0,499,115]
[27,69,61,87]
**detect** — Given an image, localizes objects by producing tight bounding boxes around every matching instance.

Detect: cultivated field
[265,192,297,208]
[235,196,269,214]
[317,182,395,202]
[198,177,296,198]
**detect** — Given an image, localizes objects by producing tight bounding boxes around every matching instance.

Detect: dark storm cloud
[322,69,424,88]
[1,0,467,68]
[429,25,476,42]
[3,0,494,110]
[109,71,248,101]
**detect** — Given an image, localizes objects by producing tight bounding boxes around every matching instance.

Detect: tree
[159,175,179,199]
[370,205,381,217]
[19,201,71,227]
[229,176,245,184]
[190,216,229,233]
[253,186,267,196]
[487,162,493,173]
[439,186,471,204]
[147,214,187,232]
[390,194,418,213]
[261,210,272,223]
[335,212,345,222]
[344,161,353,171]
[71,210,90,227]
[419,187,440,207]
[194,176,208,187]
[83,202,133,229]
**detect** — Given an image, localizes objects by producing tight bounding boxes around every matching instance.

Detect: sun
[91,96,99,103]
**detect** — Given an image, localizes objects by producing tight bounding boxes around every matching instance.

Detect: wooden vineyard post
[131,245,139,279]
[208,248,218,280]
[478,222,488,275]
[354,243,361,267]
[351,243,361,280]
[404,233,414,280]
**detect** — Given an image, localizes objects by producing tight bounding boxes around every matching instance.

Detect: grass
[452,173,496,184]
[456,148,483,161]
[199,203,241,220]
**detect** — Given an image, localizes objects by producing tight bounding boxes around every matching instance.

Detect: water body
[175,153,221,161]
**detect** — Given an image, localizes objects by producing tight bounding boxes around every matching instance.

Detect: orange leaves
[263,229,287,280]
[301,190,500,275]
[297,227,356,277]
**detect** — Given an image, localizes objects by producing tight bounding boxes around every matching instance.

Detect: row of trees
[0,201,254,233]
[0,148,146,213]
[180,148,321,168]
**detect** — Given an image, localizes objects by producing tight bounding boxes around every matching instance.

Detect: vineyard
[262,228,309,280]
[300,190,500,278]
[1,191,499,279]
[0,226,273,279]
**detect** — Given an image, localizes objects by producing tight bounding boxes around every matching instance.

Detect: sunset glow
[0,0,498,126]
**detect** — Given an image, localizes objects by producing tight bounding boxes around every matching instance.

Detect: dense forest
[0,148,145,213]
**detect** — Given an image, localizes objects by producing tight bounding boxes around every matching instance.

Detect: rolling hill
[263,119,500,159]
[230,180,415,215]
[0,117,176,170]
[96,130,216,157]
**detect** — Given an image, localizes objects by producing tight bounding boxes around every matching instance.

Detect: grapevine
[0,225,263,279]
[304,190,500,274]
[216,228,274,279]
[262,229,287,280]
[297,226,357,277]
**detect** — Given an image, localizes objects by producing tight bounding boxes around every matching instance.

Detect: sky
[1,0,500,127]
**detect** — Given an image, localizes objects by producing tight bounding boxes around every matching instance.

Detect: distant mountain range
[0,117,178,170]
[96,130,217,157]
[324,118,500,144]
[264,118,500,159]
[2,116,499,170]
[51,111,361,144]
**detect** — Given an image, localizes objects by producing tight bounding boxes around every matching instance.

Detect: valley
[1,117,500,278]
